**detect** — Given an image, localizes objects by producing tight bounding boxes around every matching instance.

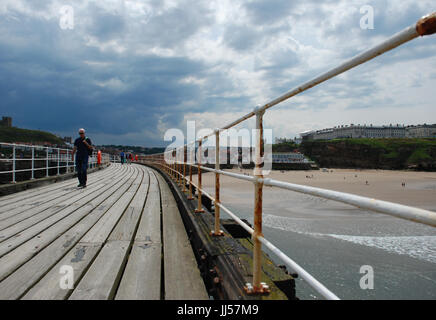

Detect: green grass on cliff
[0,127,65,145]
[272,141,298,152]
[407,148,432,163]
[303,138,436,167]
[329,139,436,162]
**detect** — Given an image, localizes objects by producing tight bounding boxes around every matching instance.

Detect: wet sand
[193,169,436,300]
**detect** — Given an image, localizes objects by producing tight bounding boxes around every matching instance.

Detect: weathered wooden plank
[134,170,161,243]
[0,165,121,220]
[16,168,143,300]
[115,242,161,300]
[0,166,127,234]
[0,164,121,212]
[107,170,150,241]
[68,240,131,300]
[21,243,102,300]
[68,167,149,300]
[0,167,139,282]
[0,169,139,299]
[78,181,143,244]
[0,163,119,202]
[157,173,209,300]
[115,170,162,300]
[0,166,136,257]
[1,164,209,301]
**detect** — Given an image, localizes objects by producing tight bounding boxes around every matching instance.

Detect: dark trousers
[76,156,89,185]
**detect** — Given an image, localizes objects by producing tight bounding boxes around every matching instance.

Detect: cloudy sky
[0,0,435,147]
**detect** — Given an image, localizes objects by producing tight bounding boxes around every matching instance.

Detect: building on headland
[406,124,436,138]
[0,116,12,127]
[300,124,436,141]
[275,137,294,144]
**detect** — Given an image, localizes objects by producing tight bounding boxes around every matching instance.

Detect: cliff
[0,127,66,146]
[300,138,436,171]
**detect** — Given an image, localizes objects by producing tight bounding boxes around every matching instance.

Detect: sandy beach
[197,168,436,210]
[192,168,436,300]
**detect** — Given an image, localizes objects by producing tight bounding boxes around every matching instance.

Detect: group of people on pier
[120,151,138,164]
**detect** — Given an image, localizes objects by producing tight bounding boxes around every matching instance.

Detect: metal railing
[110,155,122,163]
[141,13,436,300]
[0,142,113,183]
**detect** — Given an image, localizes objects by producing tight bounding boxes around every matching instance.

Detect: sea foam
[263,214,436,264]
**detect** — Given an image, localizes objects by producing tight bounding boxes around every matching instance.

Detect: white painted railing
[141,13,436,300]
[0,142,113,183]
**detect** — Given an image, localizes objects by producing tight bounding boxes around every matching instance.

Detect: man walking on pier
[72,128,93,188]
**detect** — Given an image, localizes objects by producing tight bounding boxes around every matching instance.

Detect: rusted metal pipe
[248,109,269,294]
[191,181,339,300]
[183,146,187,192]
[172,150,176,180]
[195,140,205,213]
[187,143,194,199]
[177,160,181,185]
[416,12,436,36]
[188,163,194,200]
[212,131,224,236]
[178,148,183,186]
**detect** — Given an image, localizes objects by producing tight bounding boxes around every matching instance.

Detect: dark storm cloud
[0,0,434,146]
[0,35,207,140]
[0,1,216,146]
[142,5,213,48]
[86,3,126,41]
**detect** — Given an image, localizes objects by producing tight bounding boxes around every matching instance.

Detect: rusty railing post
[167,155,173,178]
[172,150,176,180]
[176,148,180,185]
[195,139,205,213]
[178,147,183,186]
[183,146,187,192]
[212,130,224,236]
[245,107,270,295]
[175,148,178,181]
[188,143,194,200]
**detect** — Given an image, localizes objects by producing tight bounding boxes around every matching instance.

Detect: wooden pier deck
[0,163,208,300]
